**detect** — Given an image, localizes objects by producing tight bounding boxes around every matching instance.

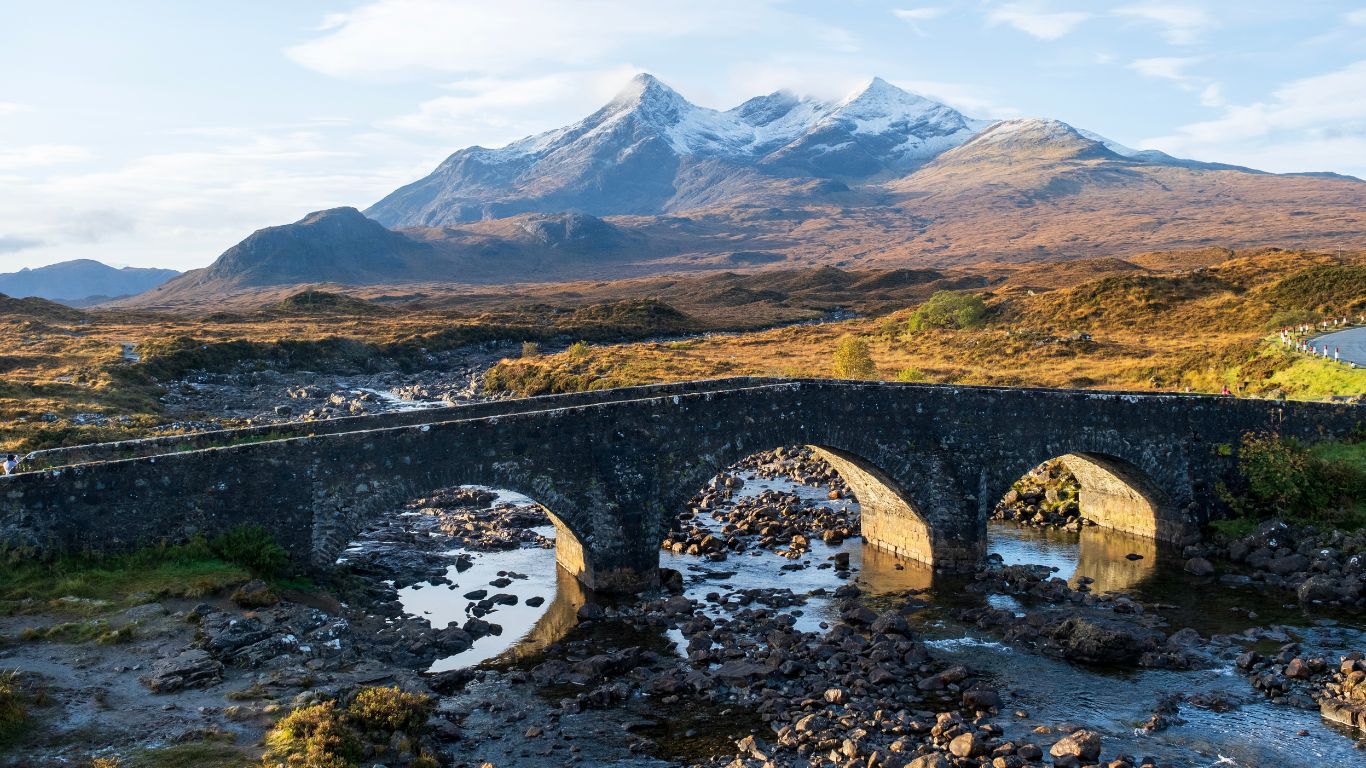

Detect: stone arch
[988,450,1187,545]
[809,446,935,567]
[313,474,600,590]
[656,433,980,571]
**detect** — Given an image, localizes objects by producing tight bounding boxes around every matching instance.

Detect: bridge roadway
[2,378,1361,592]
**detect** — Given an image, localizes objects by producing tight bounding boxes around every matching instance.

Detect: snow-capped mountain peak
[607,72,690,112]
[366,73,993,226]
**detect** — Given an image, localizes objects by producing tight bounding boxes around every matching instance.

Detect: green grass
[0,544,249,609]
[1309,435,1366,471]
[1214,434,1366,534]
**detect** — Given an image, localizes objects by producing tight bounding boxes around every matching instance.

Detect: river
[384,471,1365,767]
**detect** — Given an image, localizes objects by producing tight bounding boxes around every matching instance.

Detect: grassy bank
[0,525,287,610]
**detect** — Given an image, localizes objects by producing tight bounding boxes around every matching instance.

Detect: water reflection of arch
[855,542,937,595]
[483,564,587,666]
[1071,525,1159,594]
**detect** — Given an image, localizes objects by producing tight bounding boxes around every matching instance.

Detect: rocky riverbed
[152,341,526,430]
[3,451,1366,767]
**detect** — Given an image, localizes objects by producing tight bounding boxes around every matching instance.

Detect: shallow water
[385,477,1366,767]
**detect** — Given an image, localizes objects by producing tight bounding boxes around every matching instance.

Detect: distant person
[1221,385,1232,396]
[2,454,17,475]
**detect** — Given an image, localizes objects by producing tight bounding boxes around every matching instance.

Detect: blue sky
[2,1,1365,272]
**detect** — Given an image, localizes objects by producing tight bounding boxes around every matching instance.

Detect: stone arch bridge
[2,379,1360,592]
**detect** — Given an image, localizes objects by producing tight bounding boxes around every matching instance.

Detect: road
[1308,326,1366,366]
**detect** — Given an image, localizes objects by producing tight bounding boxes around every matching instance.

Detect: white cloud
[893,7,947,22]
[0,236,44,254]
[1113,4,1216,45]
[1348,9,1366,25]
[893,7,949,37]
[0,129,429,271]
[0,144,93,171]
[1128,56,1202,82]
[987,3,1090,41]
[385,67,640,142]
[895,79,1021,119]
[287,0,796,80]
[0,102,34,117]
[1128,56,1223,106]
[1145,60,1366,175]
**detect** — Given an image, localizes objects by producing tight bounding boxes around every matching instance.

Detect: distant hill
[0,259,178,303]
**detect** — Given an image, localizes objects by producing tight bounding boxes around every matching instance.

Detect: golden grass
[484,250,1366,399]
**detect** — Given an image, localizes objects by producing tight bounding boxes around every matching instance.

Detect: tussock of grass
[18,620,134,645]
[262,688,437,768]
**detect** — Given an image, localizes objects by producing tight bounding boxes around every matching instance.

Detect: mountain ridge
[117,73,1366,308]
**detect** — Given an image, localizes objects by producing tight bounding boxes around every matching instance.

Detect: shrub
[208,525,288,578]
[893,367,928,383]
[520,341,540,358]
[263,688,435,768]
[263,701,361,768]
[1263,308,1322,332]
[566,341,591,358]
[907,291,988,332]
[832,336,877,379]
[347,686,432,735]
[1221,433,1366,528]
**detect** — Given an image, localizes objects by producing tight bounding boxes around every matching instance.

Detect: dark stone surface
[2,378,1360,592]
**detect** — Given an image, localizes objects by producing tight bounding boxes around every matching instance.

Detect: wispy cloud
[0,144,93,171]
[1128,56,1223,106]
[1114,4,1216,45]
[1128,56,1202,82]
[893,6,948,37]
[288,0,801,80]
[1146,59,1366,173]
[1349,9,1366,25]
[0,235,44,254]
[0,102,34,118]
[986,3,1090,41]
[385,68,640,141]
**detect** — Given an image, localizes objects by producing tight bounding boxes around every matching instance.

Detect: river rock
[1049,729,1102,763]
[949,732,987,757]
[142,649,223,693]
[1183,557,1214,576]
[1046,616,1164,664]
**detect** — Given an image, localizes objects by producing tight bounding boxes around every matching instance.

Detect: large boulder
[141,649,223,693]
[1046,615,1164,665]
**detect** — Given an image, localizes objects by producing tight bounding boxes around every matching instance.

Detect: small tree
[832,335,877,379]
[907,291,988,332]
[521,341,540,358]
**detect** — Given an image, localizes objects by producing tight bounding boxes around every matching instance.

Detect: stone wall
[1,379,1360,592]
